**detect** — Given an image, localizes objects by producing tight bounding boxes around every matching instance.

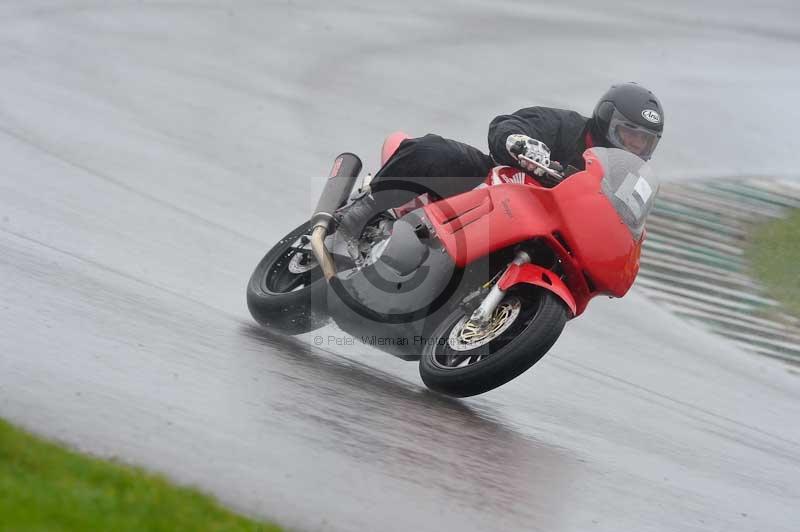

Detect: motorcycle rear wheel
[419,286,567,397]
[246,221,329,335]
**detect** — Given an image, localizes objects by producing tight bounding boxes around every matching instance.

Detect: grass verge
[747,208,800,318]
[0,417,282,532]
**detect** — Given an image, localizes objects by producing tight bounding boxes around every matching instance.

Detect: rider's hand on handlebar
[505,134,551,176]
[536,160,564,188]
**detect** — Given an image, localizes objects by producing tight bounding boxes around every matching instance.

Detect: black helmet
[591,82,664,160]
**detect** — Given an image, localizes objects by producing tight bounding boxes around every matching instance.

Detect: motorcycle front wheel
[247,221,329,335]
[419,286,568,397]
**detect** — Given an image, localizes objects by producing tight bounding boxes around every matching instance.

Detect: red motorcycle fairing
[423,151,643,317]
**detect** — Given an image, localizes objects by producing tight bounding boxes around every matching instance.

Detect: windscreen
[592,147,659,240]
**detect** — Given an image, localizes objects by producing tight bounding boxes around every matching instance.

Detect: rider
[337,82,664,238]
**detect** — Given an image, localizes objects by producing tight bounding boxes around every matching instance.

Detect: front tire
[247,221,329,335]
[419,287,568,397]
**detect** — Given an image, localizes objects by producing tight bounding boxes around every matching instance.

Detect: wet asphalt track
[1,1,800,530]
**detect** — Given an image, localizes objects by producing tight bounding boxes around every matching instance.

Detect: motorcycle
[247,132,659,396]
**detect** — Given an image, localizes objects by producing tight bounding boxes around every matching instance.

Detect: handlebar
[518,155,565,181]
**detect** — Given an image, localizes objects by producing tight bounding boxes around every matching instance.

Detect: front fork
[468,251,532,328]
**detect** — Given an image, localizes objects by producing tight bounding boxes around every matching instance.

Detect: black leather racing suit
[366,107,596,208]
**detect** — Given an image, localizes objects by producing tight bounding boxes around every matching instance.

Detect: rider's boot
[334,192,380,243]
[334,174,418,243]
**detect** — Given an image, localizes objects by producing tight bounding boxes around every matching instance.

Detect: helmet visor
[607,109,661,160]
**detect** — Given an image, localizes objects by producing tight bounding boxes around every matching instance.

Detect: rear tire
[419,287,567,397]
[247,221,329,335]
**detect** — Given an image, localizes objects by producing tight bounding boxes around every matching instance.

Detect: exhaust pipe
[310,153,362,280]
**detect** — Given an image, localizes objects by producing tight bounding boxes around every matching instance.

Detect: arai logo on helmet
[642,109,661,124]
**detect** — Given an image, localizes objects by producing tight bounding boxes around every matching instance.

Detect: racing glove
[505,134,551,175]
[536,160,564,188]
